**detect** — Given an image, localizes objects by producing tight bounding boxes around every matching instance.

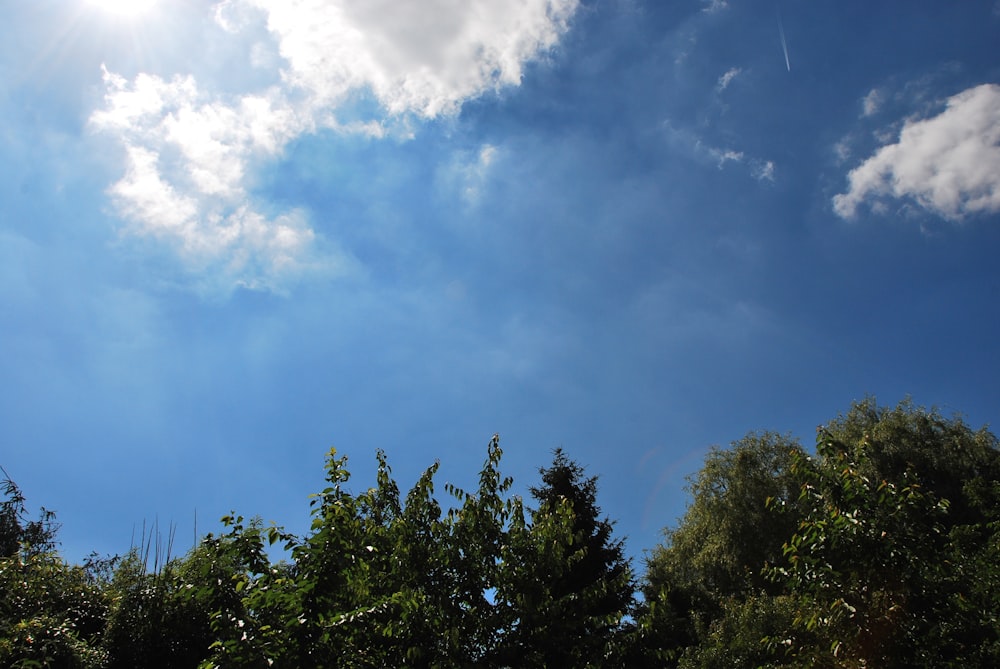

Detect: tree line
[2,398,999,667]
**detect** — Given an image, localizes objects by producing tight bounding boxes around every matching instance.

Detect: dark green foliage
[823,398,1000,528]
[1,468,59,558]
[677,594,811,669]
[0,474,108,669]
[190,437,635,668]
[497,448,634,667]
[12,441,631,668]
[0,555,110,669]
[198,436,543,667]
[640,432,808,664]
[101,543,233,669]
[768,399,1000,667]
[639,398,1000,668]
[4,398,998,667]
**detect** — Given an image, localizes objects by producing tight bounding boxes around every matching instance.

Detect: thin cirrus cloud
[661,120,775,183]
[833,83,1000,222]
[90,0,580,292]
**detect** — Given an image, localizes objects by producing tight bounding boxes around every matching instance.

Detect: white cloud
[716,67,741,92]
[752,160,775,182]
[710,147,744,167]
[663,120,775,183]
[861,87,883,117]
[91,0,580,292]
[91,68,324,292]
[109,145,323,293]
[833,84,1000,221]
[111,146,200,238]
[833,137,853,164]
[254,0,579,117]
[214,0,261,33]
[712,149,774,183]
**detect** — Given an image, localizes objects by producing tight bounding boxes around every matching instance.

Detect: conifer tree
[498,448,634,667]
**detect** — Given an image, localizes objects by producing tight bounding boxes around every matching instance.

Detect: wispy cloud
[861,87,883,117]
[833,84,1000,221]
[716,67,742,92]
[446,144,499,206]
[91,0,580,293]
[662,120,775,182]
[752,160,775,182]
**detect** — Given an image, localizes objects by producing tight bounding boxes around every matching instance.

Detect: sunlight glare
[87,0,158,18]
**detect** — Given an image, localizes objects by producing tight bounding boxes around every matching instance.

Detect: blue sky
[3,0,1000,565]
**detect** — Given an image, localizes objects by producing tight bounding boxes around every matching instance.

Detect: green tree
[770,399,1000,668]
[640,399,1000,668]
[639,432,807,665]
[0,472,108,668]
[101,533,256,669]
[1,468,59,558]
[0,554,110,669]
[497,448,634,667]
[201,436,529,668]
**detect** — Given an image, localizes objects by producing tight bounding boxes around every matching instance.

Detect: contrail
[777,10,791,71]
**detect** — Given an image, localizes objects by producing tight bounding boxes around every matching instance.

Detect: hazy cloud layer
[92,0,580,292]
[834,84,1000,221]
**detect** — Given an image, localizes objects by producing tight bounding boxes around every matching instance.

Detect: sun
[86,0,158,18]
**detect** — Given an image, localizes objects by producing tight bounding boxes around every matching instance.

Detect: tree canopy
[639,398,1000,667]
[2,398,998,667]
